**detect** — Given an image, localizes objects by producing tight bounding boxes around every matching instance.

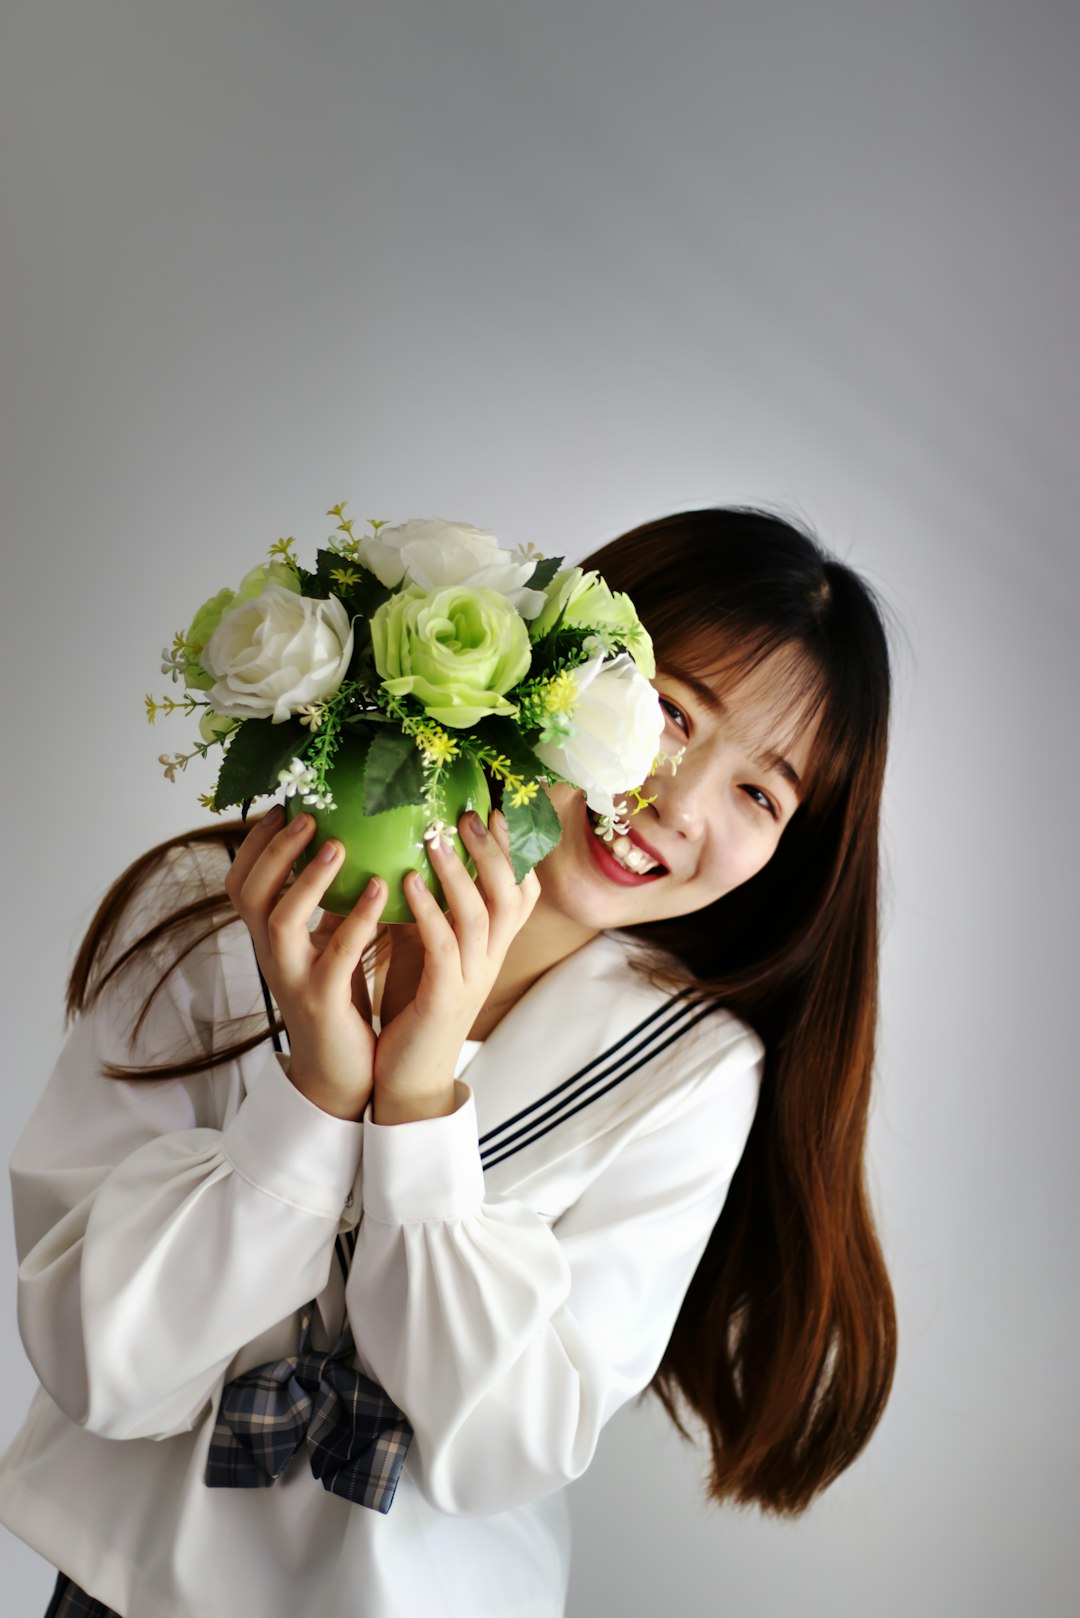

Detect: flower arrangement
[147,507,677,918]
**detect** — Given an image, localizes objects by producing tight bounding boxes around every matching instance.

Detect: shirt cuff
[220,1051,365,1220]
[361,1082,483,1224]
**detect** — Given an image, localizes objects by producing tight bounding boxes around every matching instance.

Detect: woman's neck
[473,896,600,1032]
[371,897,600,1042]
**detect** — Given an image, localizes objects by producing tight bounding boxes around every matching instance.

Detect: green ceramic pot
[285,734,492,924]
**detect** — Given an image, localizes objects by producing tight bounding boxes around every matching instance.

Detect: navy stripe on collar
[479,990,721,1171]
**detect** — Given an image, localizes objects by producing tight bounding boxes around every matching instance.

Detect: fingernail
[468,810,487,836]
[289,813,312,836]
[316,840,340,863]
[264,804,284,827]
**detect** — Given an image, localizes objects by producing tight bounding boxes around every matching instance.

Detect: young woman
[0,507,898,1618]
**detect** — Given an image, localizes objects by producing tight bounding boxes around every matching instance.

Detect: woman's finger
[351,957,375,1025]
[223,803,286,901]
[308,910,375,1020]
[425,830,492,969]
[230,814,319,958]
[401,868,461,982]
[458,809,519,912]
[313,878,387,1003]
[309,908,346,952]
[262,835,355,979]
[471,809,540,945]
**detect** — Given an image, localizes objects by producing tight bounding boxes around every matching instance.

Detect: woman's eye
[659,698,688,731]
[743,786,779,819]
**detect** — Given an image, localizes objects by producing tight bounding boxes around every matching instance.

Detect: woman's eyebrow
[660,664,803,796]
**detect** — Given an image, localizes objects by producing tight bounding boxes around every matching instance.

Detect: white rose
[202,581,354,724]
[533,651,664,817]
[357,518,548,619]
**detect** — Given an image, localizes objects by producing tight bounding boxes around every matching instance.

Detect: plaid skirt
[44,1571,121,1618]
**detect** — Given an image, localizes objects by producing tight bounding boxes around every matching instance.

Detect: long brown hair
[66,506,898,1516]
[577,508,898,1515]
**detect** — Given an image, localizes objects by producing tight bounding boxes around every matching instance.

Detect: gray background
[2,2,1077,1614]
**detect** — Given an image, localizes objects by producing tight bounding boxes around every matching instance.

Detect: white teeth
[591,818,662,874]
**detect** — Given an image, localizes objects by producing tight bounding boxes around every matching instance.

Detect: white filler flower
[201,581,354,724]
[357,518,548,619]
[533,651,664,818]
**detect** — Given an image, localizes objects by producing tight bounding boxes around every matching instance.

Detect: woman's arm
[345,1020,763,1515]
[10,845,364,1441]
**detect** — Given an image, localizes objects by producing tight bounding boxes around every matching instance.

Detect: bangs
[580,506,890,821]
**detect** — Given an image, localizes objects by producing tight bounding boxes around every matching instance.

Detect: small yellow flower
[508,780,540,808]
[145,694,159,724]
[651,744,685,777]
[626,786,658,813]
[541,669,578,715]
[329,567,361,589]
[416,725,459,766]
[268,536,300,569]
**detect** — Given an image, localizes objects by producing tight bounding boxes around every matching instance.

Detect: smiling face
[532,644,823,940]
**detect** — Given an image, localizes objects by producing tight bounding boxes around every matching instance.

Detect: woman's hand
[373,809,541,1124]
[224,805,387,1121]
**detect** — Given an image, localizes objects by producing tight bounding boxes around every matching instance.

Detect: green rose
[235,561,301,601]
[529,566,585,640]
[198,708,240,744]
[560,573,655,679]
[183,565,300,691]
[184,588,236,689]
[371,584,532,727]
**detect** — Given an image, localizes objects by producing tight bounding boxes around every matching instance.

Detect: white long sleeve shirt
[0,840,764,1618]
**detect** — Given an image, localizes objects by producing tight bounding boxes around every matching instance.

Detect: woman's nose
[645,748,715,838]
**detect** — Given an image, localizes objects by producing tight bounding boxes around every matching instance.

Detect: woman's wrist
[371,1077,459,1126]
[285,1057,370,1123]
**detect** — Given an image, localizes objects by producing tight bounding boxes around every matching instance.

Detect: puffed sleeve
[10,845,364,1441]
[345,1020,763,1514]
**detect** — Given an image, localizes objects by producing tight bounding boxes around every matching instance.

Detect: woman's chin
[535,790,663,929]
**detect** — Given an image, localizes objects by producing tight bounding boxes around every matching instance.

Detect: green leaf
[305,548,393,620]
[343,705,397,724]
[362,729,428,813]
[212,717,310,811]
[470,715,548,780]
[522,625,590,676]
[466,716,565,877]
[345,640,381,687]
[502,786,563,882]
[524,554,564,591]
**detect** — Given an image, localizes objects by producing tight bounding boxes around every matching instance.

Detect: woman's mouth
[583,803,668,886]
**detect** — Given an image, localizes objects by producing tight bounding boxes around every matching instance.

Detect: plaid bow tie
[204,1300,413,1513]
